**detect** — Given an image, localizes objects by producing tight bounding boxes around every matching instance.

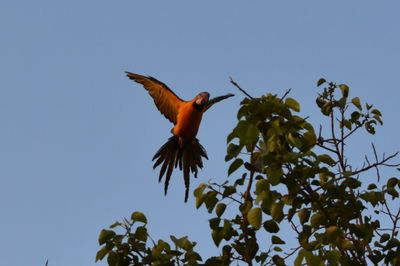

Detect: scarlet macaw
[126,72,234,201]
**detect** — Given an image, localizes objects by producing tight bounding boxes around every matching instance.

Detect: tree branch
[229,77,254,99]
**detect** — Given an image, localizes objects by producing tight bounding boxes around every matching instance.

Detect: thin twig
[208,185,242,204]
[282,246,301,260]
[229,77,254,99]
[352,152,399,176]
[281,88,292,101]
[371,143,381,181]
[316,143,337,154]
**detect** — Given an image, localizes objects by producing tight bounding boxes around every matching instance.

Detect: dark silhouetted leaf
[272,235,286,245]
[317,78,326,87]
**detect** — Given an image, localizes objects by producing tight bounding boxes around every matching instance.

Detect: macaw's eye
[196,92,209,105]
[196,97,205,105]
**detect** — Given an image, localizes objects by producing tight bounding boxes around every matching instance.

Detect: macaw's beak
[195,92,210,106]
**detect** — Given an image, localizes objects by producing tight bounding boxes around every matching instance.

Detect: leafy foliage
[96,212,202,266]
[97,79,400,265]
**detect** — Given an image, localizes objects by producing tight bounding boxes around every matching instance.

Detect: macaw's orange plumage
[126,72,234,202]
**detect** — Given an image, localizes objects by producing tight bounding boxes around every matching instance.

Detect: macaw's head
[195,92,210,106]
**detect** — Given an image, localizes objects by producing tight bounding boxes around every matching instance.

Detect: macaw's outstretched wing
[126,72,184,124]
[204,93,234,112]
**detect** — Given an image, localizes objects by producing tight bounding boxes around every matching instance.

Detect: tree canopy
[96,79,400,266]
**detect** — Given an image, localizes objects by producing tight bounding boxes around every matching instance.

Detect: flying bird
[126,72,234,202]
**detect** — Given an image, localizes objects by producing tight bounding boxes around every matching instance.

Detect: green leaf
[106,251,118,266]
[194,183,207,198]
[350,111,360,122]
[212,228,223,246]
[325,226,340,241]
[135,226,147,242]
[195,194,205,209]
[302,130,317,148]
[285,97,300,112]
[171,236,191,250]
[387,187,399,198]
[266,164,283,186]
[204,191,219,213]
[371,109,382,116]
[255,179,269,194]
[317,78,326,87]
[109,222,121,229]
[235,120,259,145]
[387,177,398,188]
[380,233,390,243]
[271,202,284,222]
[352,97,362,110]
[341,119,352,130]
[316,98,325,108]
[341,240,354,250]
[216,203,227,217]
[98,229,116,245]
[272,255,286,266]
[131,212,147,224]
[222,186,236,198]
[321,101,333,116]
[339,84,349,97]
[344,177,361,189]
[368,183,377,190]
[365,121,376,134]
[227,131,236,143]
[226,143,243,160]
[294,249,305,266]
[298,209,310,225]
[96,246,110,262]
[310,213,324,227]
[318,154,336,166]
[247,208,262,229]
[271,235,286,245]
[228,158,243,176]
[209,217,221,230]
[360,191,384,206]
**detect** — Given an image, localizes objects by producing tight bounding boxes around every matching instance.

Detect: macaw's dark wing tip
[184,188,189,202]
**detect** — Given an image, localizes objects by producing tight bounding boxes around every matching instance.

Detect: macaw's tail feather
[152,136,208,202]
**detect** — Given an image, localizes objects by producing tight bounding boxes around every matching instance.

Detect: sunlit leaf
[298,209,310,225]
[98,229,116,245]
[216,203,227,217]
[271,202,284,222]
[352,97,362,110]
[96,246,109,262]
[247,208,262,229]
[131,212,147,224]
[339,84,349,97]
[285,97,300,112]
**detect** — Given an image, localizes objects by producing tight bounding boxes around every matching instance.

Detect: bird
[126,72,234,202]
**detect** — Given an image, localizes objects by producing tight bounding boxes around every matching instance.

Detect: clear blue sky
[1,1,399,265]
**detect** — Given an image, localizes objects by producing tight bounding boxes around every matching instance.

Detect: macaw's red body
[126,72,234,201]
